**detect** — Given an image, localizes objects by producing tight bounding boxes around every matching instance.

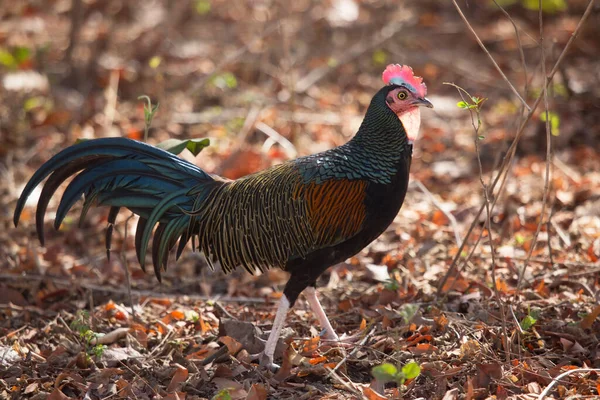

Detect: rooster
[14,64,432,368]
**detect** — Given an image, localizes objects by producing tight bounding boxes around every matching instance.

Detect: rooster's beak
[415,97,433,108]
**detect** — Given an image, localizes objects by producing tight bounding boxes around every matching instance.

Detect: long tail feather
[14,137,219,274]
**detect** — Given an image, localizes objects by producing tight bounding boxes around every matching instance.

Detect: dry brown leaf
[460,340,481,360]
[219,336,243,356]
[410,343,437,355]
[308,355,327,365]
[167,364,189,392]
[495,278,510,294]
[580,304,600,329]
[362,386,387,400]
[116,378,132,398]
[338,299,352,312]
[246,383,268,400]
[143,297,172,307]
[47,388,70,400]
[273,343,296,381]
[0,287,27,306]
[431,210,449,226]
[129,324,148,348]
[434,314,448,331]
[23,382,38,394]
[440,275,470,293]
[465,376,474,400]
[298,337,320,356]
[212,378,247,399]
[474,363,502,389]
[170,310,185,320]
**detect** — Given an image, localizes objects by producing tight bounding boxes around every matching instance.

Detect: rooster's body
[14,64,432,368]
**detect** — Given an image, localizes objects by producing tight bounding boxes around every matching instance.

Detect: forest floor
[1,1,600,399]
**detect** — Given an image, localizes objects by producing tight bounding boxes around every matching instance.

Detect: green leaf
[23,96,45,112]
[372,49,388,66]
[523,0,566,13]
[401,362,421,380]
[398,303,419,324]
[384,278,400,291]
[371,363,398,383]
[185,310,200,322]
[540,111,560,136]
[209,72,237,90]
[195,0,211,15]
[156,138,210,156]
[149,56,162,69]
[0,49,16,68]
[457,101,468,109]
[211,389,232,400]
[13,46,31,64]
[520,314,537,331]
[327,57,339,68]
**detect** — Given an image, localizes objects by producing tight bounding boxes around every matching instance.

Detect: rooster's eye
[397,91,407,100]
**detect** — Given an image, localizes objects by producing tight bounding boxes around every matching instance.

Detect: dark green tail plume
[14,137,217,280]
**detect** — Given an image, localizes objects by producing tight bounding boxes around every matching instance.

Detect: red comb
[382,64,427,98]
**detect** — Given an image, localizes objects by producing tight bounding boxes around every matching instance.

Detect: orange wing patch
[304,179,367,245]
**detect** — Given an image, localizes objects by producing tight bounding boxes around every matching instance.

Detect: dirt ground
[1,1,600,399]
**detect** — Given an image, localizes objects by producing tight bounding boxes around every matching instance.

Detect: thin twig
[437,0,597,295]
[256,122,298,158]
[452,0,530,110]
[492,0,529,97]
[517,0,554,293]
[453,83,511,362]
[538,368,600,399]
[326,327,376,379]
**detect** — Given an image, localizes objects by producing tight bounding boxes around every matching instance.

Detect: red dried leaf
[410,343,437,354]
[440,275,470,293]
[219,336,243,356]
[362,386,387,400]
[246,383,268,400]
[308,356,327,365]
[581,304,600,330]
[142,297,172,307]
[47,388,70,400]
[167,365,189,392]
[114,311,127,321]
[431,210,449,226]
[170,310,185,320]
[338,299,352,312]
[359,318,367,331]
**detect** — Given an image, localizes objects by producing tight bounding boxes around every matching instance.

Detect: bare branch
[437,0,597,295]
[452,0,531,110]
[517,0,555,292]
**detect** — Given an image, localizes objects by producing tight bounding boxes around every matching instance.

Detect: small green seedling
[372,361,421,386]
[138,95,160,142]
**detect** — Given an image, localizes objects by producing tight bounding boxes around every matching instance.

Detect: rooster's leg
[304,286,339,340]
[259,294,290,369]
